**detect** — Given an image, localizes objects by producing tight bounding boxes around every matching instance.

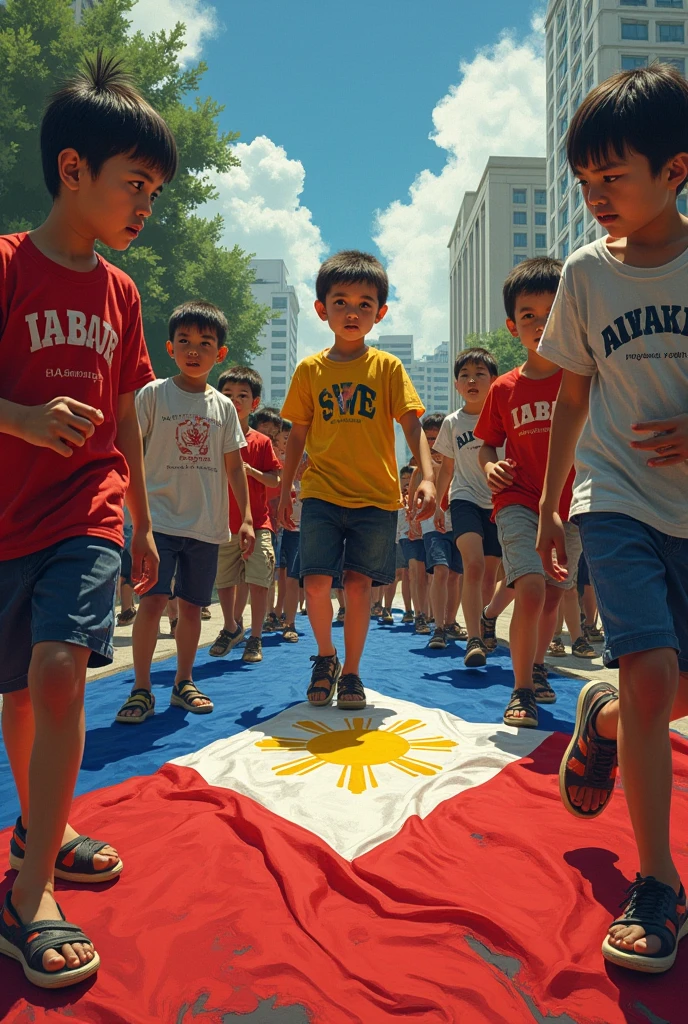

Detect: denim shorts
[0,535,121,694]
[576,512,688,672]
[577,550,591,590]
[496,504,582,591]
[300,498,397,585]
[423,531,463,574]
[280,528,301,581]
[147,531,219,607]
[120,523,134,585]
[450,499,501,558]
[272,528,283,571]
[395,542,409,570]
[399,537,427,567]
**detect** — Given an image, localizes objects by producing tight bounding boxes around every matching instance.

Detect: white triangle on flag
[170,689,550,860]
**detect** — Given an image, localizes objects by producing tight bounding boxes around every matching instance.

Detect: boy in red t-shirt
[475,258,584,730]
[0,56,176,987]
[210,368,282,663]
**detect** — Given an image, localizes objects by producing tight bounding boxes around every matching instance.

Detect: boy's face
[314,281,388,343]
[60,150,166,251]
[255,421,280,444]
[423,426,442,464]
[400,473,412,497]
[166,324,227,378]
[574,148,688,240]
[455,361,493,407]
[221,381,260,421]
[506,291,557,352]
[276,429,290,458]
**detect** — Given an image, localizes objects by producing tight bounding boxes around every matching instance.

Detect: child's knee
[139,592,169,616]
[343,571,372,594]
[514,573,545,610]
[462,557,485,583]
[29,644,86,713]
[621,649,678,716]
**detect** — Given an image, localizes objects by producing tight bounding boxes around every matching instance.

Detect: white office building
[249,260,299,409]
[546,0,688,260]
[73,0,97,21]
[448,157,547,382]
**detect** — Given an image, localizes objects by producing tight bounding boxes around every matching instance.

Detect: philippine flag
[1,632,688,1024]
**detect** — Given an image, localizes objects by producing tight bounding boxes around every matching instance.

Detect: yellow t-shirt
[281,347,424,510]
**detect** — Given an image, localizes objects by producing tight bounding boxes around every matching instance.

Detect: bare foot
[11,886,96,972]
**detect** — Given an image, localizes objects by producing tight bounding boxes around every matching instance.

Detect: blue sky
[132,0,547,352]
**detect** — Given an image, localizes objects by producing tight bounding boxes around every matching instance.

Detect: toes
[43,947,66,972]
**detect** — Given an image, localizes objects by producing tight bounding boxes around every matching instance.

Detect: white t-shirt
[539,237,688,537]
[136,378,246,545]
[433,409,494,509]
[396,507,410,541]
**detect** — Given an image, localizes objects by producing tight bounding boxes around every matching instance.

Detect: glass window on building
[272,297,288,309]
[560,206,569,229]
[512,188,527,204]
[558,81,569,109]
[558,114,568,137]
[272,389,285,400]
[559,145,568,167]
[272,352,287,361]
[547,29,554,52]
[272,341,286,349]
[585,0,592,23]
[586,67,595,90]
[535,233,547,249]
[657,22,685,42]
[557,56,568,82]
[572,88,583,110]
[272,330,287,337]
[585,33,594,56]
[271,318,286,325]
[513,211,527,225]
[621,54,649,69]
[513,232,528,247]
[572,58,582,81]
[656,0,684,8]
[574,186,583,208]
[559,171,569,197]
[561,239,570,259]
[620,0,647,5]
[513,254,529,266]
[662,56,686,72]
[574,217,584,239]
[572,33,582,54]
[678,193,688,214]
[271,377,286,385]
[622,20,649,38]
[558,28,568,53]
[535,211,547,225]
[535,189,547,206]
[557,6,566,30]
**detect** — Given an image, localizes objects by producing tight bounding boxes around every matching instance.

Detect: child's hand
[486,459,517,494]
[408,519,422,540]
[239,522,255,560]
[130,527,160,594]
[630,413,688,467]
[20,397,104,457]
[535,508,568,582]
[278,493,295,530]
[412,480,436,522]
[433,509,446,533]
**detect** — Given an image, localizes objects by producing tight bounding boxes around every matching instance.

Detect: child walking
[278,250,435,708]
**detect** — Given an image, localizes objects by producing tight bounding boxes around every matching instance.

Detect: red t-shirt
[474,366,574,521]
[229,427,282,535]
[0,233,155,559]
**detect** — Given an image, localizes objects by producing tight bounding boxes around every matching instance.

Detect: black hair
[503,257,563,322]
[168,300,228,347]
[280,419,292,432]
[454,346,499,379]
[567,64,688,193]
[41,51,177,200]
[253,407,282,430]
[422,412,445,432]
[316,250,389,308]
[400,465,414,477]
[217,365,262,400]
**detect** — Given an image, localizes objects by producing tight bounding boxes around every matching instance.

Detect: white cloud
[128,0,218,64]
[373,21,546,355]
[204,136,329,354]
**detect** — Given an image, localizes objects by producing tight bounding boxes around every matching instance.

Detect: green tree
[0,0,270,378]
[464,327,525,375]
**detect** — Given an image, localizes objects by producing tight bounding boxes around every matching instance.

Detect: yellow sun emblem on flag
[255,717,458,794]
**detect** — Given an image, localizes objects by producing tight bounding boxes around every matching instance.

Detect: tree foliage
[464,326,525,376]
[0,0,270,378]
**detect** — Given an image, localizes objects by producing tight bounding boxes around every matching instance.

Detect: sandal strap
[118,690,154,712]
[1,894,92,973]
[174,681,211,703]
[56,835,109,874]
[337,674,365,699]
[505,688,537,716]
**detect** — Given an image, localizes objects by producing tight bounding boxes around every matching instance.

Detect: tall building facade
[546,0,688,260]
[73,0,97,21]
[448,156,547,386]
[248,260,299,409]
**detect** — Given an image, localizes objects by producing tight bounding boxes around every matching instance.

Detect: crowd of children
[0,53,687,991]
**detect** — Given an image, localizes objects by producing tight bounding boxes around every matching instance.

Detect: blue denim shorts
[423,531,463,574]
[0,535,121,694]
[300,498,397,585]
[147,531,219,607]
[399,537,426,567]
[576,512,688,672]
[120,523,134,585]
[281,528,301,581]
[395,542,409,570]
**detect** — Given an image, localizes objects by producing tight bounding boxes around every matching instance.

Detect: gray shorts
[496,504,582,590]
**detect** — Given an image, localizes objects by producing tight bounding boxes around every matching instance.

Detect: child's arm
[400,412,436,521]
[536,370,591,579]
[246,464,282,489]
[0,396,104,456]
[479,444,516,493]
[433,455,454,532]
[225,450,255,558]
[407,466,423,539]
[278,423,308,529]
[117,392,159,593]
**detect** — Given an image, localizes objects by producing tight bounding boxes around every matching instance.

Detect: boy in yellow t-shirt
[278,250,436,709]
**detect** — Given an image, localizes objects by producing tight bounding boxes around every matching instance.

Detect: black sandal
[170,680,214,714]
[503,688,538,728]
[307,653,342,707]
[9,818,123,883]
[337,673,367,710]
[602,875,688,973]
[532,663,557,704]
[0,890,100,989]
[114,688,155,725]
[116,607,136,626]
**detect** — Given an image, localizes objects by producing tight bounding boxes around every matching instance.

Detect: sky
[128,0,548,354]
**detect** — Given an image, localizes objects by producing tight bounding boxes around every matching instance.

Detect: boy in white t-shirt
[115,301,255,723]
[537,66,688,973]
[434,348,502,666]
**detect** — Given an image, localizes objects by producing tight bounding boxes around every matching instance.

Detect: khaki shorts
[496,504,582,591]
[216,528,275,589]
